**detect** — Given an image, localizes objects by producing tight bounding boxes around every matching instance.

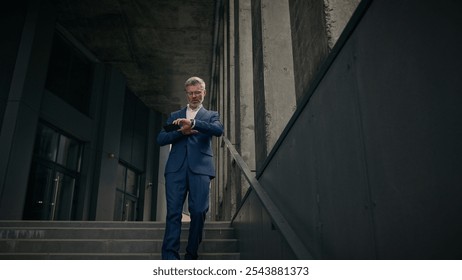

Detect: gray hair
[184,76,206,90]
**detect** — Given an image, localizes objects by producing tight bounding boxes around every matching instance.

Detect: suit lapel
[195,107,207,120]
[179,107,187,118]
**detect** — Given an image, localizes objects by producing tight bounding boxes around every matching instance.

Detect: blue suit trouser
[161,158,210,260]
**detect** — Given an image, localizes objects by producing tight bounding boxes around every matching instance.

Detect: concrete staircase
[0,220,239,260]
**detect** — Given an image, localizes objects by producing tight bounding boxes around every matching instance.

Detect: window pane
[113,164,140,221]
[113,190,124,221]
[34,124,58,162]
[126,169,138,196]
[116,164,126,191]
[45,32,92,116]
[56,135,81,171]
[55,173,75,220]
[125,198,136,221]
[23,164,54,220]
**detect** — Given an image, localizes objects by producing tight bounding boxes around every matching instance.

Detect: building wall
[245,0,359,174]
[232,190,297,259]
[289,0,330,104]
[0,0,56,219]
[215,0,359,257]
[0,0,162,221]
[250,0,268,170]
[231,0,462,259]
[0,1,27,126]
[119,90,162,221]
[120,91,149,172]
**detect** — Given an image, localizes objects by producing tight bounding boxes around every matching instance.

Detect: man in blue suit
[157,76,224,260]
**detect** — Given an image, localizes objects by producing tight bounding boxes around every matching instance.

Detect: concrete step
[0,220,232,228]
[0,252,240,260]
[0,227,235,240]
[0,220,239,260]
[0,239,239,253]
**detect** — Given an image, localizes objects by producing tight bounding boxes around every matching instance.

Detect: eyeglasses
[186,90,203,96]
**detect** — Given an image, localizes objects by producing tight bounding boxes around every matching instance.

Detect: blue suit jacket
[157,107,224,178]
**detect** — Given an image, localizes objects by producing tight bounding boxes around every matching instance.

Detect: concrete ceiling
[51,0,217,115]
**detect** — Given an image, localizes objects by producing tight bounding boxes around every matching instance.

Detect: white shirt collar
[187,104,202,119]
[187,104,202,112]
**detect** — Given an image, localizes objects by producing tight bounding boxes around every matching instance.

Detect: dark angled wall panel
[235,0,462,259]
[0,1,27,125]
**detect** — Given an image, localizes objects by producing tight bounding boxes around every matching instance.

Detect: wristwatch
[190,119,195,128]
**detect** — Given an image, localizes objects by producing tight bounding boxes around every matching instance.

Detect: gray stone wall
[289,0,330,104]
[251,0,268,170]
[289,0,360,105]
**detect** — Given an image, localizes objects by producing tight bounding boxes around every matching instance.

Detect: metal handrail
[222,136,313,259]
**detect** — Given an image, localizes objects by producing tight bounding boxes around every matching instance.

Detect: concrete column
[218,20,227,220]
[155,145,169,221]
[224,0,238,219]
[260,0,297,154]
[93,67,126,221]
[142,110,161,221]
[227,1,236,145]
[236,0,255,193]
[324,0,361,48]
[0,0,55,219]
[217,1,227,220]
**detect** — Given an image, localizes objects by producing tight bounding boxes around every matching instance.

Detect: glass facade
[23,123,83,220]
[45,31,93,116]
[114,163,140,221]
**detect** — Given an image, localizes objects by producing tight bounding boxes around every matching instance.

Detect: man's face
[185,84,206,109]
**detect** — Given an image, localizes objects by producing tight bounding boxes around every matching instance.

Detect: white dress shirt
[187,104,202,128]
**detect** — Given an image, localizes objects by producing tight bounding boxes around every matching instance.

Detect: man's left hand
[173,118,198,135]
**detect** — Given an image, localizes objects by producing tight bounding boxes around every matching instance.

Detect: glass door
[24,164,55,220]
[23,123,82,220]
[114,163,140,221]
[52,172,77,220]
